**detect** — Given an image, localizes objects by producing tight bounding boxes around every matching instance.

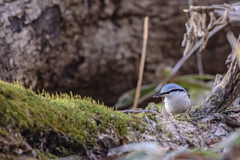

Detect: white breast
[164,91,191,115]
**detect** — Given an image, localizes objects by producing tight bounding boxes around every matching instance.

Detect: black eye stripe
[161,89,185,95]
[161,89,190,98]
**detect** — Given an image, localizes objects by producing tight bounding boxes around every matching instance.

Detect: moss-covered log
[1,80,240,159]
[0,80,145,159]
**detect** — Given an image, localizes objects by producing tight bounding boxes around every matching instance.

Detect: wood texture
[193,52,240,116]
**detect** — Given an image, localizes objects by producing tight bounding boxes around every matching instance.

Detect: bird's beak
[153,92,164,98]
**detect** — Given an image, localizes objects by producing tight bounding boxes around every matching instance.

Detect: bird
[153,83,191,116]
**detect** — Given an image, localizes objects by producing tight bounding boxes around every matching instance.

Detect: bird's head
[153,83,190,99]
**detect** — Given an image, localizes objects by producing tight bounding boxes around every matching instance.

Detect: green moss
[36,149,59,159]
[158,128,162,132]
[167,133,173,138]
[191,101,203,113]
[37,146,73,159]
[0,80,143,148]
[0,128,7,136]
[227,106,240,110]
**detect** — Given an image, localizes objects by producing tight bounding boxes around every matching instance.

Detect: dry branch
[192,51,240,116]
[133,17,149,109]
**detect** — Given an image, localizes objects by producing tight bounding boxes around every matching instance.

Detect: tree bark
[192,52,240,116]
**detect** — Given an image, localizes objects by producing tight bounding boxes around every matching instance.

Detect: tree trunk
[192,52,240,116]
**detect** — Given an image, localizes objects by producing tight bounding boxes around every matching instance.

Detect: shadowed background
[0,0,239,106]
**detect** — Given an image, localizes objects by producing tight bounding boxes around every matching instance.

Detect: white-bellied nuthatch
[153,83,191,116]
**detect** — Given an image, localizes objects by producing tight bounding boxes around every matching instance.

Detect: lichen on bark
[192,53,240,116]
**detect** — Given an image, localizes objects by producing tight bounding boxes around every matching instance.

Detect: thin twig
[183,5,235,12]
[133,17,149,109]
[121,109,162,116]
[173,123,186,146]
